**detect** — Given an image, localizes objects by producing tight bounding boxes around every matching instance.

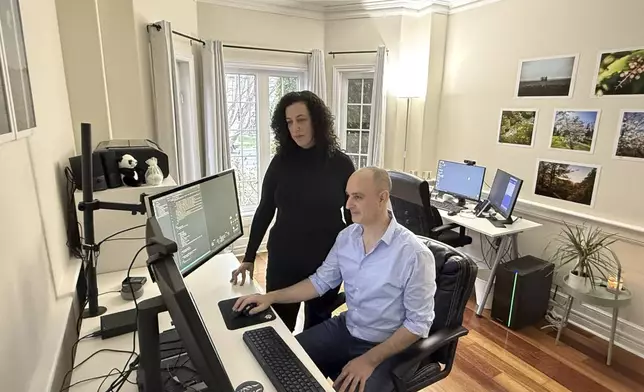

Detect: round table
[555,275,632,365]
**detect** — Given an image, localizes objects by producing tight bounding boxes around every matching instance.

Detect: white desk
[70,253,333,391]
[436,205,542,316]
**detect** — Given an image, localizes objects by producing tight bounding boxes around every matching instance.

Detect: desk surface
[70,253,333,391]
[437,204,541,237]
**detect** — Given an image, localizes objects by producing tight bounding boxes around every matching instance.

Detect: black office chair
[333,236,477,391]
[388,170,472,248]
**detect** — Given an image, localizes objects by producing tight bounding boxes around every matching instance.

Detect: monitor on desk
[143,169,243,392]
[435,160,486,202]
[487,169,523,226]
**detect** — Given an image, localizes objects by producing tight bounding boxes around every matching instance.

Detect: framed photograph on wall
[515,55,578,98]
[593,48,644,97]
[534,159,601,207]
[497,109,538,147]
[549,109,600,154]
[614,110,644,160]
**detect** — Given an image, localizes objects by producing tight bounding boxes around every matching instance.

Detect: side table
[555,275,632,365]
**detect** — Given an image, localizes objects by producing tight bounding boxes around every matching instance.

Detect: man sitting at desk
[234,167,437,392]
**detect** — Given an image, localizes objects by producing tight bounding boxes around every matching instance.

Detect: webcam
[464,160,476,166]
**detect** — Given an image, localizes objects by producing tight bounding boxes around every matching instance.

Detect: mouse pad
[218,297,276,331]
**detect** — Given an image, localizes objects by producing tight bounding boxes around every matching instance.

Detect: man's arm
[363,327,420,365]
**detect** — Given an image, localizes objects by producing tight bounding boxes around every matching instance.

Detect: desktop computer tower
[491,256,554,330]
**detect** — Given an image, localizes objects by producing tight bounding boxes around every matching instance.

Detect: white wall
[197,2,324,68]
[438,0,644,356]
[0,0,78,390]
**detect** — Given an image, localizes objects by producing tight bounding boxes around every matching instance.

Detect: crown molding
[197,0,500,20]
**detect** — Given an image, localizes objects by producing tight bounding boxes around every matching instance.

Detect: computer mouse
[234,303,258,318]
[448,210,458,216]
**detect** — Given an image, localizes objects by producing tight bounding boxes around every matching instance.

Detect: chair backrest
[417,235,477,364]
[388,171,442,237]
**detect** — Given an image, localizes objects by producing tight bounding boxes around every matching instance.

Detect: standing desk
[69,252,334,392]
[436,207,542,316]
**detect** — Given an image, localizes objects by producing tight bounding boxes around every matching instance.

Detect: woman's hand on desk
[233,294,273,315]
[230,261,254,286]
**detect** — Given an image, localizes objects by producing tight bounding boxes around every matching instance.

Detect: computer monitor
[435,160,486,204]
[141,169,243,391]
[148,169,243,276]
[488,169,523,226]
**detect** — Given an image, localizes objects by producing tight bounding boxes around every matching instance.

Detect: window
[226,67,303,212]
[0,0,35,143]
[336,72,374,169]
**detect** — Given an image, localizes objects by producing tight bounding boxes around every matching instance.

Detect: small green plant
[550,222,619,288]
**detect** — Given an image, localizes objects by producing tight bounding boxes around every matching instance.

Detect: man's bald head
[355,167,392,193]
[345,167,391,225]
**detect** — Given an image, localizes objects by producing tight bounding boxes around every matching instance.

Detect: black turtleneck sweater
[243,146,355,287]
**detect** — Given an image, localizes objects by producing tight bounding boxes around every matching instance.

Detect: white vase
[567,270,591,293]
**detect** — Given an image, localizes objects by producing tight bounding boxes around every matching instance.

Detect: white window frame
[332,65,375,167]
[225,63,306,214]
[0,0,35,144]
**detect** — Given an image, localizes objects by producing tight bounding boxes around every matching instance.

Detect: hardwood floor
[239,254,644,392]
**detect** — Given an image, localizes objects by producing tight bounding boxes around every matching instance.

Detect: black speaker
[97,150,123,189]
[491,255,554,330]
[68,153,107,192]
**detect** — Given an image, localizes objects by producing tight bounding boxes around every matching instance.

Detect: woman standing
[231,91,355,331]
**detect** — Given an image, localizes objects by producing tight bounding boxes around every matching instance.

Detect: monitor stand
[487,215,514,228]
[137,295,211,392]
[457,197,466,208]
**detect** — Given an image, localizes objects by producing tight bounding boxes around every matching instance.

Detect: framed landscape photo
[534,159,601,207]
[516,55,578,98]
[497,109,538,147]
[593,48,644,97]
[614,110,644,161]
[550,110,600,154]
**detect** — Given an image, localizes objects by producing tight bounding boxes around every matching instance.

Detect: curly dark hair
[271,90,340,157]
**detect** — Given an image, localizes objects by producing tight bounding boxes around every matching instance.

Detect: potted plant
[550,222,619,293]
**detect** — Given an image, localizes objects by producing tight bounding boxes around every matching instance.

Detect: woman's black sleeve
[242,158,279,263]
[340,155,356,226]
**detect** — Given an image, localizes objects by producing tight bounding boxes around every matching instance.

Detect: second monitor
[487,169,523,227]
[435,160,486,206]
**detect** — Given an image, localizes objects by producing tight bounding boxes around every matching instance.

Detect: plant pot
[567,270,591,293]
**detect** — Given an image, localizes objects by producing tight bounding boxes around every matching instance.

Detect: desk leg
[511,234,519,260]
[608,307,619,366]
[556,295,573,345]
[476,235,511,316]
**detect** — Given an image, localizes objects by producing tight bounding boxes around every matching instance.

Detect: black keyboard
[431,199,463,213]
[243,326,326,392]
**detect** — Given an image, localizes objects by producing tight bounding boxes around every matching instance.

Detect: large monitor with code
[435,159,486,202]
[148,169,243,276]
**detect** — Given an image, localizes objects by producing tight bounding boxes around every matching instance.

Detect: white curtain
[148,20,182,182]
[368,45,387,167]
[202,40,231,175]
[307,48,327,102]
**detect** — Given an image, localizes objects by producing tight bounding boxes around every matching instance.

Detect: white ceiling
[199,0,500,19]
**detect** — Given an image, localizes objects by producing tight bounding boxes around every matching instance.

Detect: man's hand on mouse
[233,294,273,315]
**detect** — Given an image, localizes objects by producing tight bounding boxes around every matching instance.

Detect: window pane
[346,131,359,153]
[360,156,367,168]
[349,155,359,168]
[268,75,300,159]
[346,105,360,129]
[348,79,362,103]
[239,103,257,130]
[239,74,256,102]
[360,131,369,154]
[1,0,35,131]
[227,102,239,130]
[362,105,371,130]
[226,74,238,102]
[363,78,373,104]
[0,66,10,135]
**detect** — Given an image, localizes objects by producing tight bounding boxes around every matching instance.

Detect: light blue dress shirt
[309,213,437,343]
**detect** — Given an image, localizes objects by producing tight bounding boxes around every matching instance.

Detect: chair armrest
[390,326,468,379]
[430,223,460,234]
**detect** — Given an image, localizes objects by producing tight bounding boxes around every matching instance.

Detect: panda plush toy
[118,154,144,187]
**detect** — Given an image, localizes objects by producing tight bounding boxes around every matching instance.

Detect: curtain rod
[223,44,311,55]
[328,50,387,58]
[172,30,205,46]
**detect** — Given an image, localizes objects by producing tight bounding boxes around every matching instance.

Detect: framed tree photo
[593,48,644,97]
[534,159,601,207]
[614,110,644,160]
[497,109,538,147]
[550,110,600,154]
